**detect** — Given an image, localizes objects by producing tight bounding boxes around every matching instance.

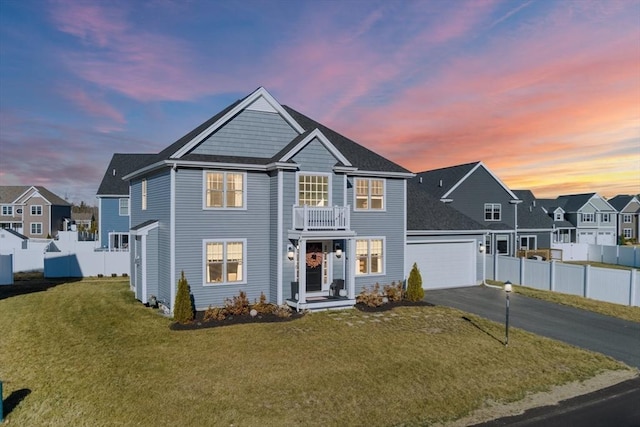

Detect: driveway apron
[424,286,640,369]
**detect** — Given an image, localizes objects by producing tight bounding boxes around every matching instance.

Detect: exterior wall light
[287,244,294,261]
[335,243,342,258]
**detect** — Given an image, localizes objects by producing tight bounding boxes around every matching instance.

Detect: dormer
[553,207,565,222]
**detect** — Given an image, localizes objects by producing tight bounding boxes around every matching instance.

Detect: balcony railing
[292,205,350,231]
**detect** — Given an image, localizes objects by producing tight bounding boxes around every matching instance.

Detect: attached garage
[405,240,476,290]
[578,231,596,244]
[597,231,615,246]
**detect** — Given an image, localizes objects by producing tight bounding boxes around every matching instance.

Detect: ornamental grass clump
[174,271,194,323]
[405,263,424,302]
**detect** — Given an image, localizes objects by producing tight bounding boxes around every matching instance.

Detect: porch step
[286,297,356,312]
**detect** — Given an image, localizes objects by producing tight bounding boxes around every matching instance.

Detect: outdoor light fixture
[478,242,485,253]
[287,244,294,261]
[504,280,513,346]
[479,241,486,286]
[335,243,342,258]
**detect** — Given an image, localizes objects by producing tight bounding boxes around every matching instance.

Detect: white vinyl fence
[485,255,638,307]
[552,243,640,268]
[45,251,130,278]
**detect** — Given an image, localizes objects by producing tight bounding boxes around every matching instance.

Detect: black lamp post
[504,280,513,346]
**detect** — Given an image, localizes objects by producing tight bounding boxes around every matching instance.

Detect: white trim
[129,221,159,236]
[141,179,147,211]
[484,203,502,221]
[343,175,347,208]
[407,238,478,245]
[353,177,386,212]
[407,230,488,236]
[442,162,518,200]
[279,129,352,167]
[30,205,43,216]
[172,87,304,159]
[355,236,386,276]
[277,170,283,305]
[30,222,43,235]
[295,172,332,207]
[403,180,407,279]
[170,167,176,312]
[346,170,414,178]
[202,170,247,210]
[141,234,147,303]
[118,198,130,216]
[202,239,248,286]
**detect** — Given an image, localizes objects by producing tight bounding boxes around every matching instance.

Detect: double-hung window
[484,203,501,221]
[582,213,594,223]
[205,171,245,209]
[141,179,147,210]
[31,222,42,235]
[623,214,632,223]
[31,205,43,216]
[623,228,632,239]
[298,174,329,206]
[355,238,384,275]
[1,205,13,216]
[119,198,129,216]
[601,213,611,223]
[355,178,384,210]
[204,240,245,284]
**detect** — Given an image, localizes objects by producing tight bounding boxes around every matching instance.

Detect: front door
[305,242,323,292]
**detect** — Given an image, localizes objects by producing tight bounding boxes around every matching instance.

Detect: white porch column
[347,238,356,299]
[298,239,306,304]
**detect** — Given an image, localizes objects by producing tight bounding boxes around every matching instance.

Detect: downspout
[170,163,177,313]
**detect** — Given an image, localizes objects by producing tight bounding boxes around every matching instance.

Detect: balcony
[292,205,350,231]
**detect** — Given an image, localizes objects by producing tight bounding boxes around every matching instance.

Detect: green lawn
[0,278,631,426]
[563,261,635,271]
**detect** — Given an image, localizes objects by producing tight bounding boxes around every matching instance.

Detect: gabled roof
[97,154,157,196]
[407,180,485,231]
[555,193,616,212]
[0,228,28,240]
[608,195,640,212]
[0,186,70,206]
[511,190,555,229]
[412,161,518,200]
[123,88,411,179]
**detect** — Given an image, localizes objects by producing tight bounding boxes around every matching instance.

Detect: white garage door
[579,232,596,244]
[597,232,615,246]
[406,241,475,290]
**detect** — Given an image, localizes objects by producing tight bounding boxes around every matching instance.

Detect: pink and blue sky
[1,0,638,203]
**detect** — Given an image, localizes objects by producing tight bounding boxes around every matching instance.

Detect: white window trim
[353,177,386,212]
[1,205,13,216]
[202,170,247,210]
[519,235,537,250]
[623,214,632,223]
[119,198,129,216]
[31,205,43,216]
[623,228,632,239]
[202,238,248,286]
[554,212,563,221]
[582,212,595,223]
[484,203,501,221]
[141,179,147,211]
[296,172,332,207]
[496,235,509,255]
[31,222,43,235]
[601,213,611,223]
[355,237,385,276]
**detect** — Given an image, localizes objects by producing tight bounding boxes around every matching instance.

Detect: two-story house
[541,193,617,245]
[121,87,413,312]
[97,154,156,251]
[609,195,640,243]
[0,186,70,238]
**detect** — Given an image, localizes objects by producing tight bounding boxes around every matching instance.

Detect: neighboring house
[540,193,617,245]
[96,154,156,251]
[538,198,576,243]
[609,195,640,243]
[121,87,413,312]
[0,186,70,238]
[510,190,555,250]
[411,161,522,256]
[0,228,28,252]
[406,180,487,289]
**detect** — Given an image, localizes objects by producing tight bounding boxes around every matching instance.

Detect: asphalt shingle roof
[412,162,480,198]
[512,190,554,229]
[609,195,639,212]
[0,186,69,206]
[97,154,157,196]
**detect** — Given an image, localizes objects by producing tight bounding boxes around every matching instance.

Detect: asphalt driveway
[424,286,640,369]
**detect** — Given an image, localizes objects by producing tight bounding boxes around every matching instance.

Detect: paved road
[424,286,640,368]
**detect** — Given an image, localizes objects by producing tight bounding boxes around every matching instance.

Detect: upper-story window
[623,214,632,223]
[355,178,384,210]
[204,171,245,209]
[554,211,563,221]
[141,179,147,210]
[582,213,595,223]
[298,174,329,206]
[1,205,12,216]
[601,213,611,223]
[484,203,501,221]
[119,198,129,216]
[31,205,43,216]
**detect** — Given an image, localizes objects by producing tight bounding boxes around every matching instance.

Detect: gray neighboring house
[121,87,413,312]
[540,193,617,245]
[0,186,70,238]
[411,161,522,256]
[609,195,640,243]
[510,190,555,250]
[96,154,156,251]
[406,180,487,289]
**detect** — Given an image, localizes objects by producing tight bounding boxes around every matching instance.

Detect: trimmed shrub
[174,271,194,323]
[405,263,424,302]
[224,290,250,316]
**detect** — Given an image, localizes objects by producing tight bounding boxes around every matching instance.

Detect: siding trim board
[280,129,352,166]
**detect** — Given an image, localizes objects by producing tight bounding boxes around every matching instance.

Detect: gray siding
[291,138,339,173]
[191,110,297,158]
[147,227,159,300]
[99,197,129,246]
[174,168,271,310]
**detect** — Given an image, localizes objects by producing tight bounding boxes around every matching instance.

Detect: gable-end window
[31,222,42,235]
[623,228,632,239]
[298,174,329,206]
[205,172,245,209]
[484,203,501,221]
[119,198,129,216]
[355,238,384,275]
[355,178,385,210]
[141,179,147,210]
[31,205,43,216]
[204,240,246,284]
[582,213,594,223]
[554,212,563,221]
[601,213,611,223]
[623,214,632,223]
[1,205,12,216]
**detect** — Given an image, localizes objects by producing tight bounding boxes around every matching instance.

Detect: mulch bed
[170,300,434,330]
